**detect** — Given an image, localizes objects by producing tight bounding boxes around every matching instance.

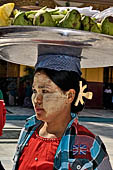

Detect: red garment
[18,130,61,170]
[0,100,6,136]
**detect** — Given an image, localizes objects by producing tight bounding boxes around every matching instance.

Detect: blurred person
[23,81,32,107]
[104,85,112,109]
[18,82,25,106]
[7,81,17,106]
[13,44,112,170]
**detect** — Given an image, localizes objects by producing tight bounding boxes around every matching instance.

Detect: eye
[42,89,49,93]
[32,89,37,93]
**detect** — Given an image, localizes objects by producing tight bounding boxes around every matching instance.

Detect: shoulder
[71,122,109,167]
[74,122,107,155]
[77,123,108,156]
[17,115,41,145]
[20,115,41,136]
[72,120,95,139]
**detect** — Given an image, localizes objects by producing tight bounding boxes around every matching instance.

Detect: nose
[33,91,43,105]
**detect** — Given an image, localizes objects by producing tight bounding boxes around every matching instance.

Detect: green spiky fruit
[25,6,47,19]
[81,15,90,31]
[97,23,102,31]
[101,16,113,36]
[60,9,69,15]
[82,15,101,33]
[58,9,81,30]
[25,11,38,23]
[33,10,56,27]
[51,14,64,25]
[90,24,101,33]
[13,12,32,25]
[25,11,38,18]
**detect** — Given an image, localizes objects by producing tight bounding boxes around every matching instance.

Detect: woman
[13,44,112,170]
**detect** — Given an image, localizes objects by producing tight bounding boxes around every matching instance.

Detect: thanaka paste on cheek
[43,92,68,114]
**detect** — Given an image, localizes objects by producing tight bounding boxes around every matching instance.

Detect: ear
[66,89,76,104]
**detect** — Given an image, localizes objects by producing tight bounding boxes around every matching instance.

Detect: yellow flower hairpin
[74,81,93,106]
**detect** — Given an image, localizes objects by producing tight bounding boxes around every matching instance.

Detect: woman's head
[32,68,87,121]
[32,69,74,122]
[32,44,90,121]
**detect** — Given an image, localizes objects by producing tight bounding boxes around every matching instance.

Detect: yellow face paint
[43,90,67,115]
[32,71,69,122]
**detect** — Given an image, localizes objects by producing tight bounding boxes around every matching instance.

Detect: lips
[35,107,44,113]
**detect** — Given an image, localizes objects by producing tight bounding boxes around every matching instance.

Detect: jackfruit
[60,9,69,15]
[25,11,38,18]
[33,10,56,27]
[90,23,101,33]
[25,11,38,23]
[81,16,90,31]
[58,9,81,30]
[25,6,47,22]
[97,23,102,31]
[101,16,113,36]
[0,3,14,26]
[51,14,65,25]
[13,12,32,25]
[81,16,101,33]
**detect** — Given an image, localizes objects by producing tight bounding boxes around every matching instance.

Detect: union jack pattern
[73,144,87,155]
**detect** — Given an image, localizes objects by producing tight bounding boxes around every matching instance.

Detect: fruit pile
[0,3,113,36]
[0,3,14,26]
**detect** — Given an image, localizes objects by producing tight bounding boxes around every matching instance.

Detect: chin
[36,114,51,123]
[36,113,43,120]
[35,113,45,121]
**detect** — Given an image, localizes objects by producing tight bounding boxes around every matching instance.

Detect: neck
[39,112,72,138]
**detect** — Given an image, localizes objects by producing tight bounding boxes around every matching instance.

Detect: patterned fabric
[12,114,112,170]
[35,54,82,76]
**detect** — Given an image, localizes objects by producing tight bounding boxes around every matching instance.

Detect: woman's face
[32,71,69,122]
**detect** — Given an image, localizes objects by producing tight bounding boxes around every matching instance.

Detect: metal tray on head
[0,26,113,68]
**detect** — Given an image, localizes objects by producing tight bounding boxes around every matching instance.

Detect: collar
[54,113,78,169]
[24,113,78,129]
[25,115,41,129]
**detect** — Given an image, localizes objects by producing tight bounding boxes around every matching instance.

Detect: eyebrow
[32,85,51,89]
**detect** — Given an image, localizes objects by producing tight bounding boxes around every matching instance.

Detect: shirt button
[77,165,81,170]
[35,157,38,161]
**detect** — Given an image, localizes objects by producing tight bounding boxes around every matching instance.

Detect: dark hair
[35,68,88,113]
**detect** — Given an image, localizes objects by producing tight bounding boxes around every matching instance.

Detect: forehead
[33,71,57,89]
